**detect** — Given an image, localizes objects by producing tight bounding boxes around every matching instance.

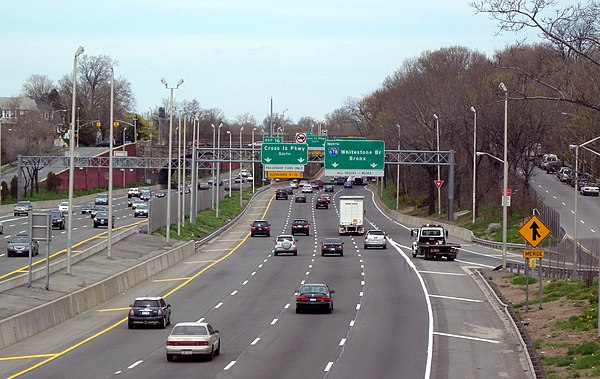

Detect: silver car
[14,201,33,216]
[273,234,298,256]
[166,322,221,361]
[364,229,387,249]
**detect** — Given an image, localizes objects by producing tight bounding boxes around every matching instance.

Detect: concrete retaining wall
[0,240,194,350]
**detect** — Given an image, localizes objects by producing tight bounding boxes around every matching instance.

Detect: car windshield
[16,202,29,206]
[277,236,293,242]
[51,211,62,217]
[137,204,148,209]
[171,325,208,336]
[133,300,160,308]
[369,230,385,236]
[96,212,108,217]
[421,230,442,237]
[253,221,268,227]
[293,220,308,224]
[10,235,29,243]
[323,238,342,244]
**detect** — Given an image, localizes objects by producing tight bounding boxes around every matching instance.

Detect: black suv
[250,220,271,237]
[51,210,66,230]
[291,219,310,236]
[128,297,172,329]
[275,189,288,200]
[315,197,328,209]
[93,211,114,228]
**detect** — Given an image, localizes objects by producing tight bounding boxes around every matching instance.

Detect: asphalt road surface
[0,183,530,379]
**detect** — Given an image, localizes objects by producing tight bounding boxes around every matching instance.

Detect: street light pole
[160,77,184,243]
[67,46,84,273]
[433,114,441,215]
[133,117,137,143]
[216,123,223,218]
[252,127,257,194]
[108,63,115,258]
[227,130,232,197]
[76,108,80,148]
[177,116,181,236]
[240,126,244,207]
[471,106,477,224]
[396,123,400,210]
[182,116,186,228]
[499,82,508,269]
[211,124,216,209]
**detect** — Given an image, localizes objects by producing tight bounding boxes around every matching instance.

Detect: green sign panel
[306,135,328,149]
[263,137,282,143]
[334,136,367,140]
[261,143,308,171]
[324,140,385,177]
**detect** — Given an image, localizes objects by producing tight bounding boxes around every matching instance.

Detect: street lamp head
[433,113,438,120]
[470,106,476,113]
[218,123,223,129]
[176,78,184,88]
[226,130,231,135]
[161,78,168,87]
[253,127,257,131]
[476,152,483,156]
[499,82,507,92]
[240,126,244,132]
[75,46,84,57]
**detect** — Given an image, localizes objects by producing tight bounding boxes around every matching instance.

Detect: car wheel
[167,314,171,326]
[363,245,367,249]
[207,347,214,361]
[296,307,302,314]
[412,251,417,258]
[293,251,297,256]
[7,252,12,257]
[267,233,270,237]
[321,252,325,256]
[166,354,174,362]
[327,305,333,314]
[214,340,221,356]
[128,321,134,329]
[339,252,343,256]
[383,244,387,249]
[161,317,167,329]
[93,225,97,228]
[274,251,278,256]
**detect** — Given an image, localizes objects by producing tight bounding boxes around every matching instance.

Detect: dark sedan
[51,210,66,230]
[128,296,172,329]
[321,237,344,256]
[296,283,335,313]
[291,219,310,236]
[275,189,288,200]
[7,234,39,257]
[251,220,271,237]
[90,205,108,219]
[80,202,95,214]
[324,185,334,192]
[294,194,307,203]
[315,198,329,209]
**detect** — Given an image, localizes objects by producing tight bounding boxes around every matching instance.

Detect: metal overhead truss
[18,148,456,220]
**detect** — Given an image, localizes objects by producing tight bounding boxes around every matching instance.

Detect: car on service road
[14,201,33,216]
[321,237,344,256]
[166,322,221,361]
[7,234,39,257]
[128,296,172,329]
[274,235,298,256]
[291,219,310,236]
[580,182,600,196]
[51,210,66,230]
[154,190,166,198]
[364,229,387,249]
[296,283,335,313]
[250,220,271,237]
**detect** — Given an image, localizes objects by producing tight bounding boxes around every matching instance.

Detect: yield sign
[295,133,307,144]
[518,215,551,248]
[434,180,444,189]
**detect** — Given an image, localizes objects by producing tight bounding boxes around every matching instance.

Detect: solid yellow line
[0,354,58,361]
[185,260,218,264]
[152,277,191,282]
[0,220,146,281]
[203,249,232,252]
[6,198,275,378]
[96,307,130,313]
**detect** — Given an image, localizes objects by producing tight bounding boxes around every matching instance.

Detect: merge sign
[518,215,551,248]
[324,140,385,177]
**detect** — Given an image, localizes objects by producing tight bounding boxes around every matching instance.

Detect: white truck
[411,224,460,261]
[339,196,365,235]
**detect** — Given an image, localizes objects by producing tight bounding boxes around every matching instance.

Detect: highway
[0,183,530,378]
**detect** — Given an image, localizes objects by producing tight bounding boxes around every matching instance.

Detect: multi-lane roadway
[0,182,532,378]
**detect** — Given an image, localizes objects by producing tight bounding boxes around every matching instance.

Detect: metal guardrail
[471,236,525,250]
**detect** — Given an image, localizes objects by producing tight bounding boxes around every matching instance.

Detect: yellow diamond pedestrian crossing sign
[518,215,550,248]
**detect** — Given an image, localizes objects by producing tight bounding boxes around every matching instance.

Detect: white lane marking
[271,318,278,325]
[242,280,248,285]
[570,209,575,214]
[592,229,596,233]
[251,338,260,345]
[434,331,501,344]
[361,280,364,286]
[115,370,122,374]
[305,271,310,275]
[562,202,566,205]
[196,317,205,322]
[215,302,223,309]
[349,320,355,327]
[301,280,305,284]
[285,303,290,309]
[263,259,268,262]
[360,264,364,269]
[251,272,256,276]
[361,272,364,276]
[356,304,361,310]
[231,290,238,296]
[258,264,263,268]
[339,338,346,346]
[429,294,484,303]
[128,360,143,369]
[418,270,467,276]
[359,291,363,297]
[553,195,556,199]
[360,259,363,263]
[224,361,236,370]
[581,220,585,224]
[324,362,334,372]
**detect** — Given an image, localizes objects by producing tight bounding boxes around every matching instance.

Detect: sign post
[518,214,551,311]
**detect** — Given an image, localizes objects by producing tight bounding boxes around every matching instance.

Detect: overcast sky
[1,0,544,122]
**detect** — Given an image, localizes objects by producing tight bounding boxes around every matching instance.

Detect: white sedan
[580,183,600,196]
[58,201,70,214]
[301,185,313,193]
[166,322,221,361]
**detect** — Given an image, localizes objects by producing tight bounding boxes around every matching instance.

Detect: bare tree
[21,74,55,100]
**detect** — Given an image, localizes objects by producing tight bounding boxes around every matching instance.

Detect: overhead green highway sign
[261,143,308,171]
[306,135,328,149]
[324,140,385,177]
[263,137,282,143]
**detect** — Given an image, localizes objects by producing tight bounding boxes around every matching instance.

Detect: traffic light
[159,107,166,118]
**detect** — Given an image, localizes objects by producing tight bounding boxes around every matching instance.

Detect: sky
[0,0,544,123]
